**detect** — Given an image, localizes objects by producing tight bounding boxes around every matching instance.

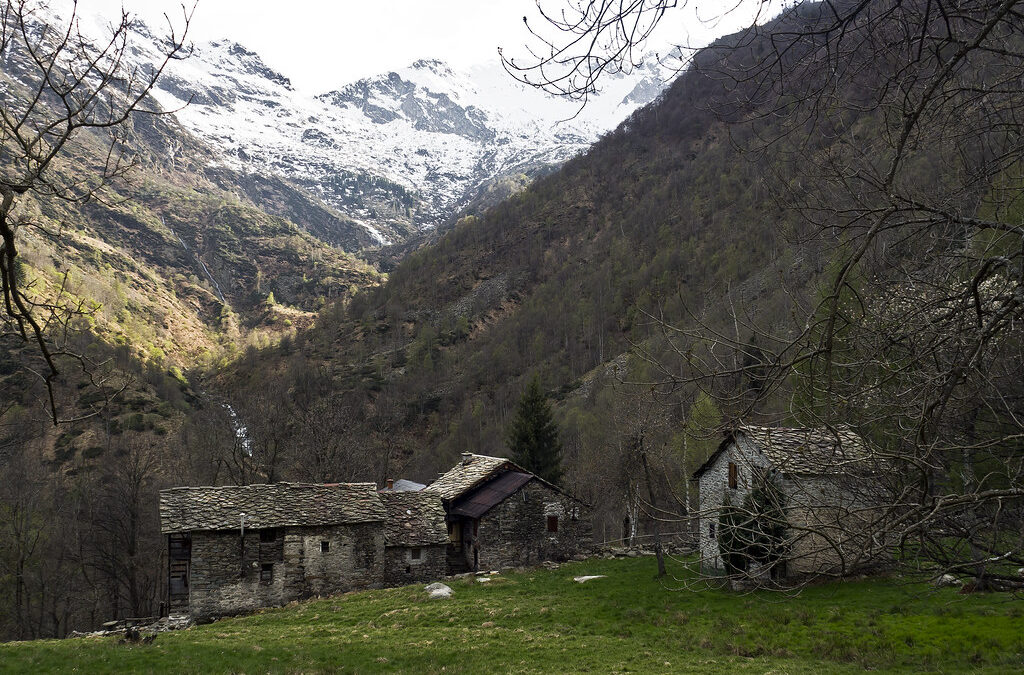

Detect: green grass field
[2,556,1022,673]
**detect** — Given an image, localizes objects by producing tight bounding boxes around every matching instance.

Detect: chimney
[461,452,473,465]
[386,478,394,490]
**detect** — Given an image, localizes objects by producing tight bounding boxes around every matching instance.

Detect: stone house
[693,426,887,582]
[159,482,388,619]
[379,490,448,585]
[428,453,593,573]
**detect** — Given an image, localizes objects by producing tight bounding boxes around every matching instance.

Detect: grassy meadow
[1,556,1021,673]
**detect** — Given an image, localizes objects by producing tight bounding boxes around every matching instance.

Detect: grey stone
[425,582,453,599]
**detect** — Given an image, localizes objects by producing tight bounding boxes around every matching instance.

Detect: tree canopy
[507,376,564,485]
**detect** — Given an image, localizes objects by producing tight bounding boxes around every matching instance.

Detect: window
[320,541,330,553]
[411,547,421,561]
[709,522,716,538]
[728,462,739,489]
[260,563,273,582]
[259,528,278,543]
[547,515,559,533]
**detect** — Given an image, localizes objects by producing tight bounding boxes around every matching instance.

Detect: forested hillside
[0,6,381,640]
[222,0,1024,567]
[217,5,858,530]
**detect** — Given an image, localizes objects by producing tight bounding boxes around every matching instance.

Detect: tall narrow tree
[507,376,564,485]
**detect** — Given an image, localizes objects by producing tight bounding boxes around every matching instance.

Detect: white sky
[60,0,769,93]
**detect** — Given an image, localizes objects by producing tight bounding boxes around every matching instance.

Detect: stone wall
[382,544,447,585]
[295,522,384,597]
[778,474,889,576]
[187,523,384,619]
[474,480,593,570]
[698,437,887,579]
[697,435,771,574]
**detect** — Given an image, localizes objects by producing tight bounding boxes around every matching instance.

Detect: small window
[709,522,716,538]
[411,547,421,561]
[320,541,330,553]
[547,515,559,533]
[728,462,738,489]
[260,563,273,582]
[259,528,278,543]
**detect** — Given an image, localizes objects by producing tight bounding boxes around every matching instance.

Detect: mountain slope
[140,33,675,246]
[216,8,843,517]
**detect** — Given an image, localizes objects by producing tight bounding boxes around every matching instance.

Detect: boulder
[424,582,453,599]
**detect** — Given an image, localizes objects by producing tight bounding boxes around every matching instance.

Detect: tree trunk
[640,446,666,578]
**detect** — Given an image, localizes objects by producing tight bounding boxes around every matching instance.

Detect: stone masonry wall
[474,480,593,570]
[699,437,886,579]
[382,544,447,586]
[778,474,888,576]
[698,436,771,574]
[187,523,384,619]
[296,522,384,597]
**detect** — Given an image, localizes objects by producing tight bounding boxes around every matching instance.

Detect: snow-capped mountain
[141,35,674,247]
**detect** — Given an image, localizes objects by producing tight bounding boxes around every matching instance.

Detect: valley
[1,0,1022,665]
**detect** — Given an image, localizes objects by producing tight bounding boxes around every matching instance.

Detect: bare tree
[0,0,193,422]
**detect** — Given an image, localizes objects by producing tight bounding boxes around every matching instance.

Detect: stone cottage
[428,453,593,573]
[379,490,448,585]
[159,482,388,619]
[694,426,887,582]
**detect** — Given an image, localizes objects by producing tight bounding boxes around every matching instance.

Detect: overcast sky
[64,0,767,93]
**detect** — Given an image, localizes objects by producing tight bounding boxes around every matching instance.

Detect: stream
[165,217,227,304]
[223,402,253,456]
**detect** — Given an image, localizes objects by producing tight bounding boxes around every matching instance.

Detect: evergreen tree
[507,376,564,485]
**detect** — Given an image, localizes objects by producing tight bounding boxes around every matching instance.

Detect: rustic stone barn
[694,426,888,582]
[428,453,593,573]
[159,483,387,619]
[379,491,448,585]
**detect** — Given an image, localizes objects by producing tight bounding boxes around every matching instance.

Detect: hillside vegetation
[2,557,1021,673]
[0,9,383,641]
[216,5,850,519]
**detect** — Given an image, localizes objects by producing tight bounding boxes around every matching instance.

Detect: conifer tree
[507,376,564,485]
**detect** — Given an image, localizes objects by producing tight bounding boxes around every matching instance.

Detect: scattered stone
[478,577,492,583]
[572,554,588,562]
[626,550,640,558]
[425,582,453,599]
[120,626,157,645]
[541,561,561,570]
[573,575,607,583]
[933,574,961,588]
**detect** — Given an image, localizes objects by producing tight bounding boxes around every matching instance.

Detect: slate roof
[692,426,875,479]
[427,454,515,500]
[379,491,448,546]
[740,426,872,475]
[159,483,386,534]
[450,471,533,518]
[380,479,426,493]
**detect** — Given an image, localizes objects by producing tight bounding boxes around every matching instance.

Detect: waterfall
[164,217,226,304]
[223,403,252,457]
